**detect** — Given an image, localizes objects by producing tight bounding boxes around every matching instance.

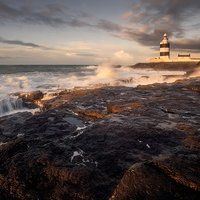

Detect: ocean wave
[0,64,188,117]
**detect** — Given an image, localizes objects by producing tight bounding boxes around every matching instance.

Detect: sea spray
[0,65,189,97]
[96,63,118,79]
[0,64,193,117]
[0,97,24,117]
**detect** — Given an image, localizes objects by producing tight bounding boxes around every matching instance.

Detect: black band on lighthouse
[160,52,170,56]
[160,43,170,48]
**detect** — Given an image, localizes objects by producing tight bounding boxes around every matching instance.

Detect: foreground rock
[15,91,44,108]
[110,154,200,200]
[0,78,200,200]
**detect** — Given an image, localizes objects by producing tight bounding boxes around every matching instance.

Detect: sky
[0,0,200,65]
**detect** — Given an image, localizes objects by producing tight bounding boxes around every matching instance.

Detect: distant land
[132,61,200,72]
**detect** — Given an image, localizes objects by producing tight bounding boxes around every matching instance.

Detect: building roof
[178,54,190,57]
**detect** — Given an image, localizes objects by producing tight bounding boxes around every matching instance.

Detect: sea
[0,64,186,117]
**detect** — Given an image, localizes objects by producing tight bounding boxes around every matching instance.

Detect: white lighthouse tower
[160,33,170,61]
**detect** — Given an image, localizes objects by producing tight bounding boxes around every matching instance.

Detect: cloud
[0,0,200,52]
[0,1,122,33]
[124,0,200,33]
[119,0,200,49]
[0,36,52,50]
[0,1,20,18]
[76,52,97,57]
[172,39,200,50]
[0,37,41,48]
[0,56,12,59]
[0,1,92,27]
[96,19,121,32]
[65,52,97,57]
[111,50,134,64]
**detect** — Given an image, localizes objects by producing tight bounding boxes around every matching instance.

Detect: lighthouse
[150,33,200,62]
[160,33,170,60]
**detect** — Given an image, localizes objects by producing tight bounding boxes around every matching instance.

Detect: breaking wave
[0,97,24,117]
[0,64,196,117]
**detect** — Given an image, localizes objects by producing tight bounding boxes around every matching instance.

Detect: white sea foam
[0,65,186,96]
[0,142,7,146]
[0,107,40,117]
[0,96,24,117]
[0,64,189,117]
[146,144,151,149]
[70,149,84,162]
[70,149,98,167]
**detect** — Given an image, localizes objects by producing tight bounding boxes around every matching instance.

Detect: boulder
[15,91,44,109]
[18,91,44,102]
[110,154,200,200]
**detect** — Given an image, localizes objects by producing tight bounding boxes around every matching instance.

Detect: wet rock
[132,62,200,72]
[15,91,44,108]
[187,82,200,93]
[75,109,106,120]
[0,78,200,200]
[0,140,109,200]
[107,101,144,113]
[17,91,44,102]
[0,112,32,142]
[110,154,200,200]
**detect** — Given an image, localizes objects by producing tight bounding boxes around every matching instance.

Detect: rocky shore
[0,77,200,200]
[132,62,200,72]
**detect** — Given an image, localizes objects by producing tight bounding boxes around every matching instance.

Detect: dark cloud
[96,19,121,32]
[128,0,200,33]
[0,0,200,51]
[114,28,164,46]
[65,18,91,28]
[0,1,121,31]
[0,37,41,48]
[76,52,97,57]
[65,51,97,57]
[0,56,12,59]
[172,39,200,50]
[0,1,20,18]
[0,1,91,27]
[119,0,200,49]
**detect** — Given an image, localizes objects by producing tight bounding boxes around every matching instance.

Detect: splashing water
[0,97,24,117]
[0,64,192,117]
[96,63,117,79]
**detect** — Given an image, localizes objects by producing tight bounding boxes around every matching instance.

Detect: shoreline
[2,62,197,118]
[131,61,200,72]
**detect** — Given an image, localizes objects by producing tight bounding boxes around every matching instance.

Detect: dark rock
[15,91,44,108]
[187,82,200,93]
[132,62,200,72]
[17,91,44,102]
[110,154,200,200]
[0,112,32,141]
[0,78,200,200]
[107,101,144,113]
